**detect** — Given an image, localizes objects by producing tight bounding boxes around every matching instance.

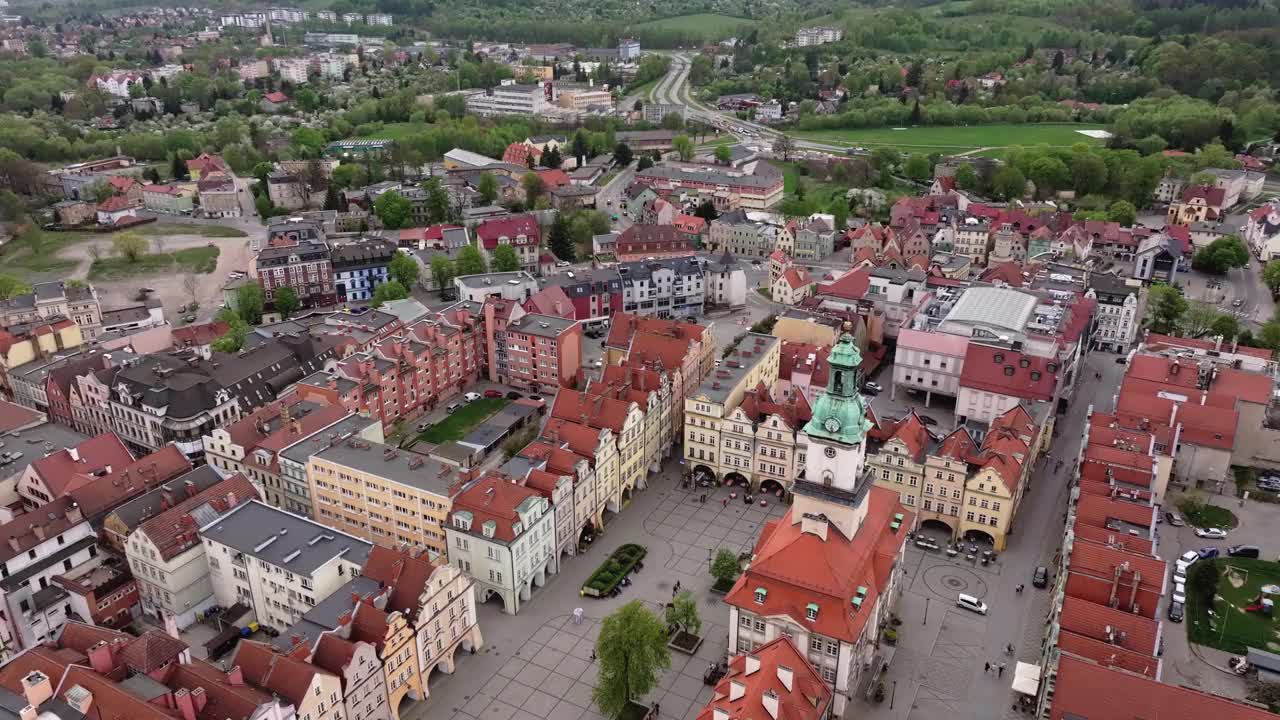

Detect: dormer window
[754,587,767,605]
[805,603,819,621]
[993,353,1004,363]
[481,520,496,538]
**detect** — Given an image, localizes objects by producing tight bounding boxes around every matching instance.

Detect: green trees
[430,255,455,295]
[374,190,413,230]
[637,155,654,171]
[521,173,545,207]
[476,172,499,205]
[491,244,520,272]
[593,601,670,719]
[455,245,487,276]
[1263,260,1280,295]
[1070,152,1109,196]
[672,135,694,162]
[1192,236,1249,274]
[211,310,249,353]
[0,275,31,300]
[665,591,702,638]
[235,285,265,326]
[1146,284,1188,334]
[613,142,634,167]
[273,287,299,319]
[714,144,732,165]
[389,252,420,289]
[1107,200,1137,226]
[421,177,454,224]
[991,165,1027,200]
[1028,156,1070,198]
[710,548,739,590]
[371,280,409,307]
[773,134,795,162]
[954,163,978,191]
[904,153,930,182]
[112,232,148,263]
[549,213,575,262]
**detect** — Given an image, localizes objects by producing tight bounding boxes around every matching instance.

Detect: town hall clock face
[824,447,837,459]
[824,416,841,434]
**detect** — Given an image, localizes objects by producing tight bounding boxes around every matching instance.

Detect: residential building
[709,210,769,258]
[550,388,647,501]
[635,165,784,210]
[0,498,98,655]
[17,432,134,509]
[239,59,270,82]
[705,250,747,308]
[201,500,372,631]
[482,302,582,392]
[544,268,623,320]
[1167,185,1226,224]
[475,214,540,272]
[366,13,392,25]
[122,471,259,628]
[1245,202,1280,259]
[141,184,194,214]
[891,328,969,405]
[331,239,397,303]
[1132,232,1181,284]
[465,84,549,117]
[234,641,347,720]
[617,256,705,318]
[52,552,140,634]
[957,343,1057,426]
[726,332,912,714]
[695,637,833,720]
[642,103,685,124]
[1085,274,1143,353]
[260,91,290,113]
[795,26,842,46]
[255,238,336,308]
[618,37,640,60]
[554,83,613,113]
[616,225,695,261]
[197,174,242,217]
[0,282,104,341]
[305,438,457,558]
[445,474,555,614]
[277,58,310,84]
[453,271,539,303]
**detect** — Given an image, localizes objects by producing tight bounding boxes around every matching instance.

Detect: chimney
[68,448,79,462]
[184,480,197,499]
[19,707,36,720]
[761,689,780,720]
[164,613,181,640]
[63,686,92,715]
[6,537,17,552]
[175,689,197,720]
[744,654,761,675]
[66,503,83,524]
[87,641,114,674]
[32,524,45,541]
[728,679,746,702]
[712,709,729,720]
[191,687,207,714]
[776,664,793,692]
[20,672,52,708]
[227,666,244,686]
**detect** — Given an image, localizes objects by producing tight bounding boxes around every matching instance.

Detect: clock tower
[796,330,875,537]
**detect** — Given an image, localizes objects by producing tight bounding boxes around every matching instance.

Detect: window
[805,603,818,621]
[740,614,752,628]
[966,511,975,521]
[826,641,838,657]
[754,588,767,604]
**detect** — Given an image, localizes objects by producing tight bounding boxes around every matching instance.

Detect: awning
[1012,661,1041,695]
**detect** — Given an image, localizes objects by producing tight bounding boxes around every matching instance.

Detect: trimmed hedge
[583,544,647,596]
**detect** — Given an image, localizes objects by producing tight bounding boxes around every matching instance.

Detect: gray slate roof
[200,499,372,574]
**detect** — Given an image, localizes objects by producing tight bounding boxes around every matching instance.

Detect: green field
[634,13,754,36]
[88,246,221,281]
[1187,559,1280,654]
[417,397,509,444]
[794,123,1110,154]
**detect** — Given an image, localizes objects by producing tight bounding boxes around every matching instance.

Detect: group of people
[984,660,1008,677]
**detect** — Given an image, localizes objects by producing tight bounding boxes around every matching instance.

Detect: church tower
[795,329,875,539]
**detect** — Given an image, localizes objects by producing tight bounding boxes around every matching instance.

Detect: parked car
[1233,298,1244,308]
[483,389,502,398]
[1164,511,1185,527]
[506,391,523,400]
[1168,600,1185,623]
[462,392,482,402]
[1228,544,1261,558]
[918,415,939,427]
[1197,546,1220,560]
[956,593,988,615]
[527,395,544,402]
[182,314,196,323]
[445,402,462,413]
[416,421,431,432]
[1115,357,1127,364]
[1195,527,1228,539]
[1032,566,1048,589]
[863,381,884,394]
[1172,581,1187,605]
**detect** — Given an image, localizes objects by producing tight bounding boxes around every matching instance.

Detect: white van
[956,594,988,615]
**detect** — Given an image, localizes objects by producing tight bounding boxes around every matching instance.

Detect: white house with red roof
[771,266,813,306]
[95,195,142,225]
[726,333,912,714]
[1166,184,1226,224]
[474,214,541,273]
[444,473,555,614]
[695,636,833,720]
[1244,202,1280,259]
[957,343,1057,425]
[17,432,134,509]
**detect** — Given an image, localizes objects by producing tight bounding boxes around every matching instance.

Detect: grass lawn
[793,123,1110,154]
[1187,559,1280,654]
[1178,498,1238,529]
[417,397,509,444]
[88,246,221,281]
[634,13,754,35]
[134,223,248,238]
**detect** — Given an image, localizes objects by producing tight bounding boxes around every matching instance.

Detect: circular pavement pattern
[921,563,989,603]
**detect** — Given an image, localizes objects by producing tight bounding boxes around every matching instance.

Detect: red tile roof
[535,169,572,188]
[0,399,45,433]
[1058,596,1159,657]
[616,225,694,255]
[694,637,832,720]
[551,388,635,434]
[139,474,259,560]
[263,91,288,103]
[360,544,436,618]
[502,142,541,165]
[172,321,230,347]
[450,474,544,543]
[673,214,706,235]
[186,153,227,175]
[779,267,811,290]
[959,344,1056,403]
[1209,366,1273,405]
[725,486,912,644]
[522,285,575,319]
[475,214,540,249]
[68,446,192,518]
[1065,540,1165,618]
[1049,655,1273,720]
[119,629,190,673]
[1142,333,1273,361]
[1072,493,1156,534]
[876,411,930,460]
[30,432,135,499]
[1180,184,1226,207]
[816,268,870,300]
[233,641,334,706]
[97,195,141,212]
[1054,631,1160,677]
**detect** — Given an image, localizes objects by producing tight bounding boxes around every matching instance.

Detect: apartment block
[482,300,582,392]
[202,500,372,631]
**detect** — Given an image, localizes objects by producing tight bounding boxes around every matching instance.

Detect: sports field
[794,123,1110,154]
[634,13,754,35]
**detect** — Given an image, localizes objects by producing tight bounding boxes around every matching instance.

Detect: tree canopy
[593,601,670,718]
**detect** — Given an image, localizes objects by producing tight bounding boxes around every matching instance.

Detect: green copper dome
[802,332,872,445]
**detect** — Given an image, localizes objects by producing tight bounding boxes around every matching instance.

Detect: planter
[581,543,647,598]
[668,630,704,655]
[618,701,653,720]
[710,577,737,595]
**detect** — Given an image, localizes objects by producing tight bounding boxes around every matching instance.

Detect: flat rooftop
[200,500,372,575]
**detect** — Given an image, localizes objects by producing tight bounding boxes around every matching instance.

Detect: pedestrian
[998,663,1006,677]
[722,497,728,507]
[985,661,991,673]
[590,650,597,661]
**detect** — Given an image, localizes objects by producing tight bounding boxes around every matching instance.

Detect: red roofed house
[108,175,144,203]
[726,333,912,714]
[673,213,707,245]
[695,637,833,720]
[185,152,228,180]
[445,473,556,614]
[614,224,695,260]
[233,640,346,720]
[1167,184,1227,224]
[502,142,541,167]
[958,344,1057,425]
[96,194,142,225]
[259,91,290,113]
[771,266,813,305]
[18,432,135,509]
[534,168,571,189]
[474,213,541,272]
